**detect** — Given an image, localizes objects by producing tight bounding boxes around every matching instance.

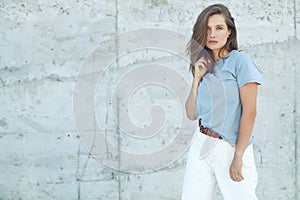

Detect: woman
[182,4,262,200]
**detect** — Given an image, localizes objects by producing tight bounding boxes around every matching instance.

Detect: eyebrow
[207,24,225,28]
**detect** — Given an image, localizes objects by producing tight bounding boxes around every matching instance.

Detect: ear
[228,29,231,37]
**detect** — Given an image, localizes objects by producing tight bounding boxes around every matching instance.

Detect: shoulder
[230,50,254,63]
[230,50,258,73]
[231,50,263,87]
[222,50,254,73]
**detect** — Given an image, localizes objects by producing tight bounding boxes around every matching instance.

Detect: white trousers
[182,128,258,200]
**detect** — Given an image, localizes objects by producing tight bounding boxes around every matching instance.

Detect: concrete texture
[0,0,299,199]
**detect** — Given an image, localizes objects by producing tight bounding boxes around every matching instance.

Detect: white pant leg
[182,129,217,200]
[207,139,259,200]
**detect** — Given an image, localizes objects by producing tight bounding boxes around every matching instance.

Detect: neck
[213,49,229,61]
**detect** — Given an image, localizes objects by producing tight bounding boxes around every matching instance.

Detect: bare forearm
[230,82,259,182]
[185,79,200,120]
[235,111,256,157]
[185,57,207,121]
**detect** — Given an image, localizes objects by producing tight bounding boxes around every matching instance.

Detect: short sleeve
[235,53,262,88]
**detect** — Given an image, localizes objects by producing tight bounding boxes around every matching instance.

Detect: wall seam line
[294,0,298,197]
[293,39,298,200]
[295,62,299,200]
[114,0,121,200]
[294,0,297,39]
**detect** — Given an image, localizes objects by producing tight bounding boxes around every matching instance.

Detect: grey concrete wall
[0,0,299,199]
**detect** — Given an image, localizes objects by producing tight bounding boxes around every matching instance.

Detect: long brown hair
[187,4,238,76]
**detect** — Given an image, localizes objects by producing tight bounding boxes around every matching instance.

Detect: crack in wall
[0,75,75,88]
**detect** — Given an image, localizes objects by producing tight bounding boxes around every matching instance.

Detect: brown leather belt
[199,119,223,139]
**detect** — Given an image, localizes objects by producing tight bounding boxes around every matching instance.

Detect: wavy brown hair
[187,4,238,76]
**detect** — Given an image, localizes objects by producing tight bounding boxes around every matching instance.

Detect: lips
[208,40,218,44]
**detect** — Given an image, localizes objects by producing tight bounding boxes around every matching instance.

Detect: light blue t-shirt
[196,50,262,145]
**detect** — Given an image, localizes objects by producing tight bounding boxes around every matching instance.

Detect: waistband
[199,119,223,140]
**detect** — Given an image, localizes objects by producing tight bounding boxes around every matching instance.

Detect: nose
[208,29,216,38]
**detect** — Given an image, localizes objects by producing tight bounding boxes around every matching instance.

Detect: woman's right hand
[194,57,208,82]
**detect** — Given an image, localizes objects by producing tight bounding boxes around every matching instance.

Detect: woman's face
[206,14,231,53]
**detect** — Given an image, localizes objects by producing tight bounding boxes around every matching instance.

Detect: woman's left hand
[229,155,244,182]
